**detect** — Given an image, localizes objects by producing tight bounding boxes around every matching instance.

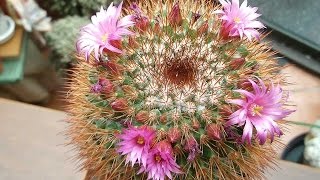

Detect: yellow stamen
[155,155,162,162]
[234,17,241,24]
[251,104,263,116]
[101,33,108,43]
[137,136,145,145]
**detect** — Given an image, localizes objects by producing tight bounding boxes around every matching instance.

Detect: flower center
[250,104,263,116]
[233,17,241,24]
[155,154,162,162]
[136,136,145,145]
[101,33,109,43]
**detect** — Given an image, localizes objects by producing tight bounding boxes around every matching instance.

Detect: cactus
[66,0,294,179]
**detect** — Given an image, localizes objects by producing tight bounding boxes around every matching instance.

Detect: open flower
[117,126,155,167]
[215,0,265,40]
[139,141,182,180]
[76,2,135,61]
[226,79,294,145]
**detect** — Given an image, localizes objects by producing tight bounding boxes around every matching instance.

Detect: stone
[304,120,320,167]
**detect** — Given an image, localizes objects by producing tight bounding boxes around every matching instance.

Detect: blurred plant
[66,0,295,179]
[45,16,89,64]
[78,0,117,15]
[42,0,118,17]
[48,0,81,16]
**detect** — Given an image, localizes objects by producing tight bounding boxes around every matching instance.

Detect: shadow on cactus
[65,0,295,179]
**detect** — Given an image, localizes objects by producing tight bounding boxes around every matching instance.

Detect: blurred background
[0,0,319,179]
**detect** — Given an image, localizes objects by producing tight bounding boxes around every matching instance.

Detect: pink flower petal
[76,2,135,61]
[217,0,265,40]
[227,78,294,144]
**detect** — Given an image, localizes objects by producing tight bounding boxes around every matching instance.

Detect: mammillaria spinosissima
[66,0,294,179]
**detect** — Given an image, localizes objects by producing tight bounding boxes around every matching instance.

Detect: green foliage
[45,0,116,17]
[79,0,119,15]
[49,0,80,16]
[45,16,89,63]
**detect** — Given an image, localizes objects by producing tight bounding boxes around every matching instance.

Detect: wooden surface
[266,160,320,180]
[0,98,84,180]
[0,98,319,180]
[0,27,23,58]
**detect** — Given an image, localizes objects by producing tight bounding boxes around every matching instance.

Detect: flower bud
[168,2,182,26]
[130,3,141,14]
[135,16,149,32]
[206,124,221,141]
[90,83,102,93]
[102,61,123,75]
[167,128,181,143]
[135,111,149,123]
[156,140,173,154]
[219,23,232,40]
[229,58,245,70]
[100,78,114,96]
[154,22,161,34]
[160,113,167,123]
[98,78,107,86]
[197,21,208,36]
[192,119,200,130]
[184,137,198,151]
[219,104,233,117]
[128,36,138,48]
[184,137,200,162]
[119,119,131,127]
[111,98,128,111]
[237,79,253,91]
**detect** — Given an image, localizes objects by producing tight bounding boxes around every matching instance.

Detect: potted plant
[65,1,295,179]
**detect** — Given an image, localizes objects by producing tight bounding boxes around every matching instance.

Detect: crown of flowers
[68,0,294,179]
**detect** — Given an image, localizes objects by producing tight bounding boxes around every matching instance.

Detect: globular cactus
[66,0,294,179]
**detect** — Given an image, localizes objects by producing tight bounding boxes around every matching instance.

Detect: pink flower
[226,79,294,145]
[76,2,135,61]
[184,137,201,162]
[215,0,265,40]
[139,141,182,180]
[117,126,155,167]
